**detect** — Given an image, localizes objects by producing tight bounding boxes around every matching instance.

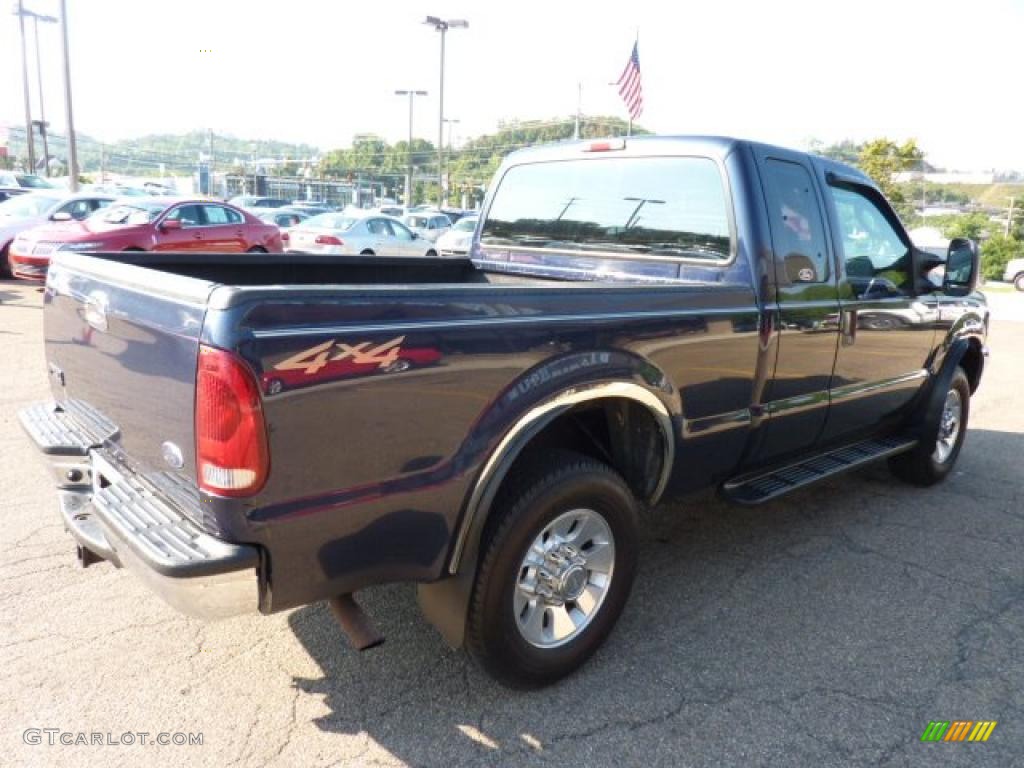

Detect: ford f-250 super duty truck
[20,136,988,688]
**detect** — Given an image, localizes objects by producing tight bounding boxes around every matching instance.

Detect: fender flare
[418,380,675,648]
[910,337,977,445]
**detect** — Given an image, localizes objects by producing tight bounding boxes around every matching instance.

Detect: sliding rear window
[481,156,732,261]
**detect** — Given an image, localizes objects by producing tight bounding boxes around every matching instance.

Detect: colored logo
[920,721,997,742]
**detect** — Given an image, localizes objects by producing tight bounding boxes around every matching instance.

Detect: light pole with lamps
[58,0,79,191]
[395,89,427,206]
[423,16,467,206]
[443,117,460,150]
[13,1,36,172]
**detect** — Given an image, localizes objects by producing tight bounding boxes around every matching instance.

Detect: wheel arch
[418,380,675,648]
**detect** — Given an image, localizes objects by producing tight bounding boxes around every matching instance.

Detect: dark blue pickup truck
[20,136,988,687]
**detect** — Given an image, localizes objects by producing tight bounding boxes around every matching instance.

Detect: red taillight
[583,139,626,152]
[315,234,343,245]
[195,345,269,497]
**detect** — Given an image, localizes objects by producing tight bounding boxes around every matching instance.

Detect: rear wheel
[889,367,970,486]
[247,246,267,253]
[1014,273,1024,292]
[360,249,375,256]
[426,249,438,258]
[1,244,10,278]
[466,451,639,688]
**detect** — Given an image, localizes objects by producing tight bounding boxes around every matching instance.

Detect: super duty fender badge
[274,336,407,375]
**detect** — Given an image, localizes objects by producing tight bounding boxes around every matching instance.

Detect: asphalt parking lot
[1,279,1022,767]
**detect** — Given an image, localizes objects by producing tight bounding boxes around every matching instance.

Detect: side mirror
[51,211,72,221]
[160,219,182,231]
[943,237,979,296]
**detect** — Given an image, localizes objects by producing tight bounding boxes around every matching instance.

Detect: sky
[2,0,1023,171]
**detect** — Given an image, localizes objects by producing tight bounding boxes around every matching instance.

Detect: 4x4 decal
[274,336,407,375]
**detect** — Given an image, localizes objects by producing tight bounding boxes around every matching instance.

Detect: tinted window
[58,199,95,221]
[166,205,203,226]
[829,185,912,298]
[761,159,830,283]
[391,221,414,241]
[202,205,231,225]
[481,156,731,260]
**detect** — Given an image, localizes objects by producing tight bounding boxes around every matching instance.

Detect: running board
[722,435,919,505]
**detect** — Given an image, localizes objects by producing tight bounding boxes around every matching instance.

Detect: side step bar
[722,435,919,505]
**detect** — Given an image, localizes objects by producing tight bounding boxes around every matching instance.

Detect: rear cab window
[479,155,734,283]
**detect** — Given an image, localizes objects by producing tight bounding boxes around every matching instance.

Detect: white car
[1003,257,1024,292]
[285,213,439,257]
[403,212,452,242]
[435,215,478,257]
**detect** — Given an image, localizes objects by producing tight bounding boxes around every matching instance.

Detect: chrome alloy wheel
[513,508,615,648]
[933,388,963,464]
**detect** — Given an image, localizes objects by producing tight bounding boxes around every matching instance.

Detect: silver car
[403,213,452,243]
[1,191,116,275]
[435,215,478,257]
[285,213,439,257]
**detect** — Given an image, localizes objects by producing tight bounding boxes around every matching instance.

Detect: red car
[10,197,283,281]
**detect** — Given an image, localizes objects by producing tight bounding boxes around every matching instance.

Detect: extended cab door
[818,174,936,441]
[752,148,841,462]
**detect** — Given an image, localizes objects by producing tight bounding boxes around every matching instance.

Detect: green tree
[980,233,1024,281]
[857,138,923,214]
[938,212,991,241]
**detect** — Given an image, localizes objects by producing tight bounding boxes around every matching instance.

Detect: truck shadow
[286,426,1023,766]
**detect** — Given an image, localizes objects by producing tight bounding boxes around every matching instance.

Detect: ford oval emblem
[161,441,184,469]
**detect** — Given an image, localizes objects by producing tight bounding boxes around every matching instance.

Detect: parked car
[1003,257,1024,292]
[9,197,282,281]
[403,212,452,242]
[18,136,987,689]
[435,215,478,257]
[258,209,310,248]
[0,171,56,189]
[286,212,439,256]
[1,191,117,275]
[229,195,291,210]
[0,187,30,205]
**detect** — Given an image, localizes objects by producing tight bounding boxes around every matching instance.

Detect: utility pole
[395,89,427,206]
[424,16,468,206]
[58,0,79,191]
[574,82,582,140]
[15,1,36,172]
[209,129,215,197]
[1007,197,1016,238]
[31,12,58,175]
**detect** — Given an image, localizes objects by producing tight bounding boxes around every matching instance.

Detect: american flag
[616,42,643,121]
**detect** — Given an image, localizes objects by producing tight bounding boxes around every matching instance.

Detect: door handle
[841,309,857,346]
[192,233,203,240]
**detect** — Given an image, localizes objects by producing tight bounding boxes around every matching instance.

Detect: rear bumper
[19,401,260,619]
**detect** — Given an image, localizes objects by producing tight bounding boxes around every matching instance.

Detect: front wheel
[425,249,438,258]
[1014,273,1024,292]
[466,451,639,688]
[889,367,970,486]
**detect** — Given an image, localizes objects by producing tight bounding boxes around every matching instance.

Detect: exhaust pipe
[328,593,385,651]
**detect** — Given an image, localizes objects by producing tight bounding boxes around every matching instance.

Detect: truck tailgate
[42,254,214,491]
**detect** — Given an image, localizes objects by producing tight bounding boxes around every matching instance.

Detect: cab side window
[762,159,830,284]
[829,185,912,298]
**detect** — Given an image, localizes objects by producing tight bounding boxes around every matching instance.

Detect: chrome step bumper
[19,401,259,619]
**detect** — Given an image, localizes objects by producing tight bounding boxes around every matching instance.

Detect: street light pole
[443,118,460,150]
[58,0,79,191]
[424,16,467,207]
[28,11,58,176]
[14,1,36,172]
[395,89,427,206]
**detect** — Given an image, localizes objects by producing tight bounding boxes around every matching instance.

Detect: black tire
[466,451,639,689]
[426,249,438,258]
[247,246,267,253]
[889,367,970,486]
[0,244,10,278]
[360,249,375,256]
[1014,273,1024,292]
